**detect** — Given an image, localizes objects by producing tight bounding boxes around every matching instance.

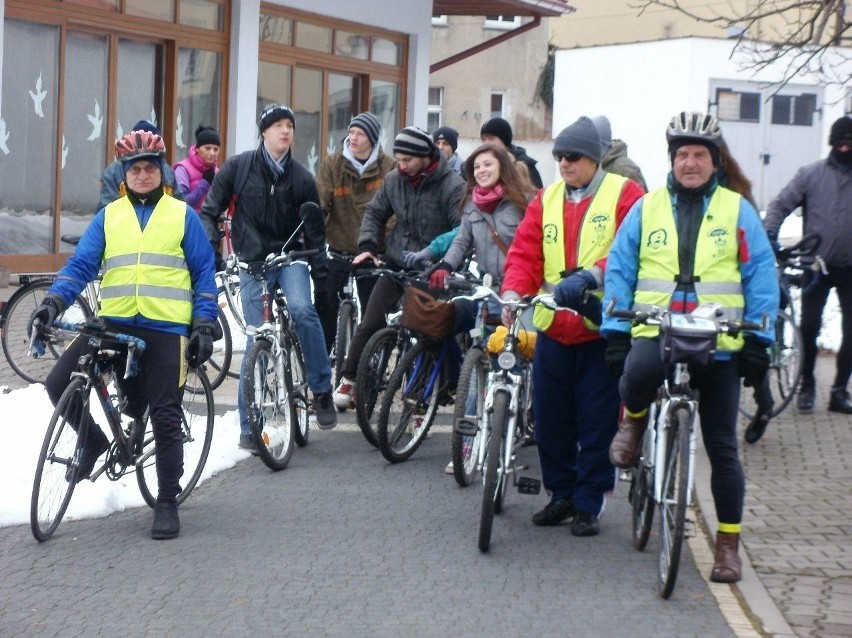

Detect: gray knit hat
[393,126,435,158]
[349,112,381,147]
[591,115,613,155]
[553,116,602,164]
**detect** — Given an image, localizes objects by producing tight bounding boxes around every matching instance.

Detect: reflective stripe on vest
[532,173,627,331]
[100,195,193,325]
[632,186,744,351]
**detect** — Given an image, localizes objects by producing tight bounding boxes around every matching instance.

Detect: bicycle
[29,318,215,542]
[327,251,362,388]
[240,248,318,471]
[212,255,248,383]
[738,233,821,421]
[608,300,765,598]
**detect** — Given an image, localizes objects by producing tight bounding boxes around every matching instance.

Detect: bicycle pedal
[517,476,541,495]
[454,417,478,436]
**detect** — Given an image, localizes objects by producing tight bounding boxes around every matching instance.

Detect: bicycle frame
[649,374,698,510]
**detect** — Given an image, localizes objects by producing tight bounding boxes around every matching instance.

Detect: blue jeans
[238,262,332,435]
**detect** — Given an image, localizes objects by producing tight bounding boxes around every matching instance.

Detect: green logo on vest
[647,228,668,249]
[709,227,729,257]
[543,223,558,244]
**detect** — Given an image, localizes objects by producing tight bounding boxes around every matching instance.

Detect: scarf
[342,138,380,176]
[403,158,439,189]
[261,143,291,180]
[472,184,504,213]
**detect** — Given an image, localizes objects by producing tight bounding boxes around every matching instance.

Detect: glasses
[127,164,160,176]
[553,152,584,163]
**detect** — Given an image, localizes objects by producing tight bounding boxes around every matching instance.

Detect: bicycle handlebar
[605,299,766,335]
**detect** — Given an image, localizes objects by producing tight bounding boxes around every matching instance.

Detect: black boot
[828,386,852,414]
[744,407,772,444]
[151,501,180,540]
[797,381,815,413]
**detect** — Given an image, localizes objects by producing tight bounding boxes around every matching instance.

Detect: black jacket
[200,145,326,283]
[510,144,543,189]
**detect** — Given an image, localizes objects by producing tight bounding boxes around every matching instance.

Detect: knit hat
[480,117,513,147]
[349,112,381,147]
[433,126,459,152]
[829,116,852,145]
[258,103,296,134]
[131,119,161,135]
[553,116,602,164]
[195,125,221,147]
[591,115,613,155]
[393,126,435,158]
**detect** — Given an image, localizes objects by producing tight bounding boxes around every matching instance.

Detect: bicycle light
[497,351,516,370]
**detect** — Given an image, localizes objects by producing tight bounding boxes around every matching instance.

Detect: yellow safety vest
[632,186,744,351]
[533,173,627,331]
[100,195,193,325]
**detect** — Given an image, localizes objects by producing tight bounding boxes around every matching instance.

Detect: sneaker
[532,498,576,526]
[445,460,455,474]
[570,511,600,537]
[798,381,815,412]
[744,408,772,444]
[238,433,258,455]
[314,391,338,430]
[68,427,110,483]
[333,378,355,411]
[828,386,852,414]
[150,501,180,540]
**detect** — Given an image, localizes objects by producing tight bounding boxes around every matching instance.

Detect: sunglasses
[553,152,584,163]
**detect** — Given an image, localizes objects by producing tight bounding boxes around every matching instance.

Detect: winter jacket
[317,146,396,254]
[98,160,183,210]
[446,153,465,178]
[443,197,524,291]
[510,144,543,189]
[49,192,218,336]
[358,156,465,268]
[199,144,326,283]
[173,145,218,213]
[602,180,778,352]
[502,169,645,346]
[601,140,647,192]
[764,156,852,269]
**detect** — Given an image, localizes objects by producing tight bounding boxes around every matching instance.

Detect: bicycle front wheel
[658,405,691,599]
[137,366,215,507]
[31,377,89,541]
[630,460,654,551]
[333,300,356,386]
[205,305,232,391]
[377,341,439,463]
[355,327,405,448]
[245,339,295,471]
[2,280,92,384]
[286,332,310,448]
[478,390,509,553]
[452,347,487,487]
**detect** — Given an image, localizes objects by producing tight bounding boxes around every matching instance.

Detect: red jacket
[502,174,645,346]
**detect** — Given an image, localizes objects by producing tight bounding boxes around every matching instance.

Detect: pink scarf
[472,184,504,213]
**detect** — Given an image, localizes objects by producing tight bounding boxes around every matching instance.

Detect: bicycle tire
[377,341,439,463]
[658,405,691,599]
[738,310,802,420]
[204,305,232,391]
[286,331,310,448]
[452,347,487,487]
[630,459,654,551]
[137,366,215,507]
[333,300,356,386]
[217,280,245,380]
[245,338,295,471]
[2,280,92,384]
[478,390,509,553]
[30,377,88,541]
[355,327,406,448]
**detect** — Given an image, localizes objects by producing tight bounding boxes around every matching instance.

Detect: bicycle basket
[659,314,717,367]
[399,284,455,340]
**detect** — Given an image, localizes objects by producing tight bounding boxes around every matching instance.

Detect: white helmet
[666,111,722,149]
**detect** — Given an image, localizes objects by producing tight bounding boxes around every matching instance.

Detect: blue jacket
[98,160,184,211]
[602,182,778,357]
[50,195,219,336]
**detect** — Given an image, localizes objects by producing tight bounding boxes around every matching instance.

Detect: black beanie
[131,119,161,135]
[433,126,459,152]
[393,126,435,158]
[480,118,513,147]
[195,125,221,147]
[349,112,381,147]
[829,116,852,145]
[258,103,296,133]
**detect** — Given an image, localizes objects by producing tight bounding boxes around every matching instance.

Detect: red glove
[429,268,450,291]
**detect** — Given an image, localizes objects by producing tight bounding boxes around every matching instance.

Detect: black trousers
[799,266,852,389]
[45,322,186,503]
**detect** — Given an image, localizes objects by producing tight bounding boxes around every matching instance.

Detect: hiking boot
[710,532,741,583]
[333,377,355,411]
[570,511,600,537]
[532,498,576,526]
[238,433,258,455]
[609,412,648,469]
[68,427,110,483]
[314,391,338,430]
[828,386,852,414]
[150,501,180,540]
[744,406,772,444]
[797,381,815,412]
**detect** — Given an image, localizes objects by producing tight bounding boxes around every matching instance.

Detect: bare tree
[631,1,851,93]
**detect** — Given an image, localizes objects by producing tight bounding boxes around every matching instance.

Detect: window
[484,15,520,30]
[771,93,817,126]
[175,48,222,159]
[490,92,505,120]
[716,89,760,122]
[427,87,443,132]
